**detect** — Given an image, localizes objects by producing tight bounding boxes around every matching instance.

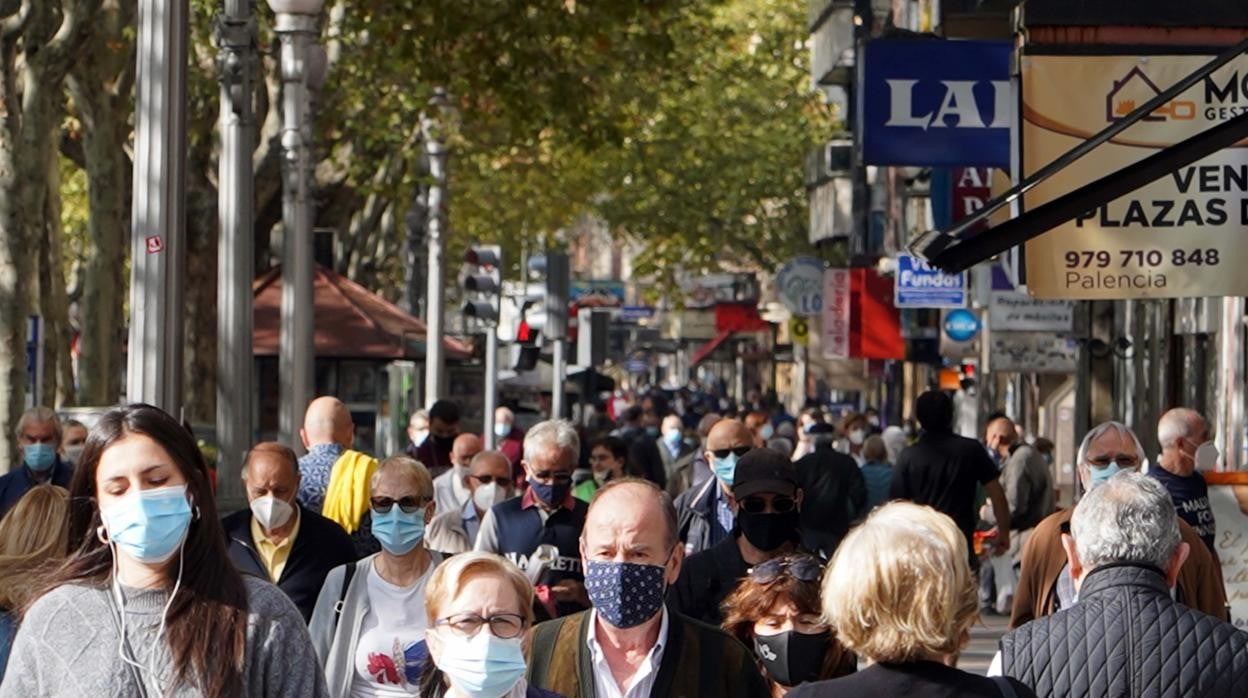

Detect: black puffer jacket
[1001,563,1248,697]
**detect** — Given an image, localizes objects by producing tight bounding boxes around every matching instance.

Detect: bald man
[297,396,381,556]
[431,433,483,515]
[672,419,754,554]
[527,479,770,698]
[426,450,515,554]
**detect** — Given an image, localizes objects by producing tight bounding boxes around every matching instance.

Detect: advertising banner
[988,333,1078,373]
[895,253,968,308]
[989,292,1075,332]
[1022,54,1248,299]
[822,269,852,360]
[863,39,1012,167]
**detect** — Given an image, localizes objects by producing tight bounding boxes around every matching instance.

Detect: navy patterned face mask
[584,558,669,629]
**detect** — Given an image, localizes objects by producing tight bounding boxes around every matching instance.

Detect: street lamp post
[268,0,324,450]
[422,87,457,407]
[127,0,189,414]
[216,0,258,512]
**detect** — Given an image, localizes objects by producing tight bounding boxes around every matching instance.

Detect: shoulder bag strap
[992,676,1019,698]
[332,558,358,631]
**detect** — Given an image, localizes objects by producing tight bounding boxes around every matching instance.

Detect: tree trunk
[38,132,75,407]
[183,172,219,423]
[67,0,133,407]
[0,43,32,471]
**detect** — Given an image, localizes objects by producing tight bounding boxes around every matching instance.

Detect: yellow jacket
[321,449,378,533]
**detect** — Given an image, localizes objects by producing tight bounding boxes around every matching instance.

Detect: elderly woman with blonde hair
[419,552,562,698]
[788,502,1037,698]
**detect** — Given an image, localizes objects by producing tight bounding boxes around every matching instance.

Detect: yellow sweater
[321,449,378,533]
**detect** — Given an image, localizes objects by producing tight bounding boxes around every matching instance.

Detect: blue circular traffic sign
[944,309,981,343]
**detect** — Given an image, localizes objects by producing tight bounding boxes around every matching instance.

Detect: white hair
[523,419,580,464]
[495,406,515,423]
[881,426,907,463]
[1157,408,1205,450]
[16,407,61,443]
[1071,470,1180,571]
[1076,421,1144,468]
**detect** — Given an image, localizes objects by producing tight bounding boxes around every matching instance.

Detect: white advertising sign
[1209,483,1248,630]
[989,292,1076,332]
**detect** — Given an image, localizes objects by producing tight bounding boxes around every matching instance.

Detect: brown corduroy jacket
[526,606,771,698]
[1009,508,1228,628]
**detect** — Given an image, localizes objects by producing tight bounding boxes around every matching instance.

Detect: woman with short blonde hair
[420,552,562,698]
[787,502,1036,698]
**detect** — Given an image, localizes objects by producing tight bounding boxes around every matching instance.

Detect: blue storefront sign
[943,308,982,343]
[863,39,1012,168]
[895,254,967,308]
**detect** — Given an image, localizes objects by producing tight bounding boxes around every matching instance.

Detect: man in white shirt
[526,479,770,698]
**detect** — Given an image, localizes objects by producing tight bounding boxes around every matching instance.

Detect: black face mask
[433,434,457,450]
[737,510,800,551]
[754,630,830,687]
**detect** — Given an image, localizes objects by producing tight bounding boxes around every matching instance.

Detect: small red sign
[146,236,164,254]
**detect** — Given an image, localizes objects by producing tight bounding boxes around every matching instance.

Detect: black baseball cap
[732,448,798,499]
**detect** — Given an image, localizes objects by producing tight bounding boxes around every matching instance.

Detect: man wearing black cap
[668,448,805,625]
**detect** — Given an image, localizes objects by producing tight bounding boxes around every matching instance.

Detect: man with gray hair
[474,419,589,617]
[0,406,72,519]
[1010,421,1226,627]
[1152,407,1217,553]
[994,471,1248,697]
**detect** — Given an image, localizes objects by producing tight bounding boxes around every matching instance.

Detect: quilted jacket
[1000,563,1248,697]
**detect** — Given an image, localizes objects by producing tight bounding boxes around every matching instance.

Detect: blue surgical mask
[1088,463,1121,488]
[435,628,527,698]
[371,504,426,555]
[663,430,683,447]
[24,443,56,472]
[494,422,511,438]
[101,485,193,564]
[760,424,775,440]
[712,452,738,486]
[585,559,668,629]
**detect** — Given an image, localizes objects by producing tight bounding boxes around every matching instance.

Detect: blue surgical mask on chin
[371,504,426,555]
[711,452,738,486]
[494,422,510,438]
[23,443,56,472]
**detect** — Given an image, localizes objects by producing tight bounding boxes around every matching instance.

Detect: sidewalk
[960,611,1010,676]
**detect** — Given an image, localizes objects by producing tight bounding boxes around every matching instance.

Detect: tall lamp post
[216,0,258,511]
[127,0,189,414]
[269,0,324,450]
[422,88,458,407]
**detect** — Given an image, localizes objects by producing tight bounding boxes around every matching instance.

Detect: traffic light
[462,245,501,325]
[513,299,542,371]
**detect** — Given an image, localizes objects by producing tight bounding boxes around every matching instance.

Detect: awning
[691,329,734,366]
[253,266,472,360]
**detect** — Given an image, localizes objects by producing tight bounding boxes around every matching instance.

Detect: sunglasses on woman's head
[748,555,823,584]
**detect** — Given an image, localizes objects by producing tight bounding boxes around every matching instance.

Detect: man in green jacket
[527,478,770,698]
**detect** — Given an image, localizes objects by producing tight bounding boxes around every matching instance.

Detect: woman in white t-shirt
[310,456,444,698]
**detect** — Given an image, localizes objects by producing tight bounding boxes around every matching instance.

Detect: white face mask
[411,429,429,447]
[472,482,507,513]
[250,495,295,531]
[849,429,866,446]
[1194,441,1219,471]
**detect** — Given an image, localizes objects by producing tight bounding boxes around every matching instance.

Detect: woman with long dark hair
[0,404,326,697]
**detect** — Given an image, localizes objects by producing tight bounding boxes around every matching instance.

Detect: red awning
[253,266,471,360]
[690,329,735,366]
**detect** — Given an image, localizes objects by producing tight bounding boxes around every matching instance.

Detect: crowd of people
[0,387,1244,697]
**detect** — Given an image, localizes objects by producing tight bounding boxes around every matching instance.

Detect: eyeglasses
[740,495,796,514]
[435,612,528,639]
[470,474,510,486]
[748,555,823,584]
[1086,454,1139,468]
[531,470,573,484]
[370,495,429,514]
[711,446,751,459]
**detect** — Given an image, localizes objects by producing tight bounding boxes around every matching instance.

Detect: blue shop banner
[862,39,1012,168]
